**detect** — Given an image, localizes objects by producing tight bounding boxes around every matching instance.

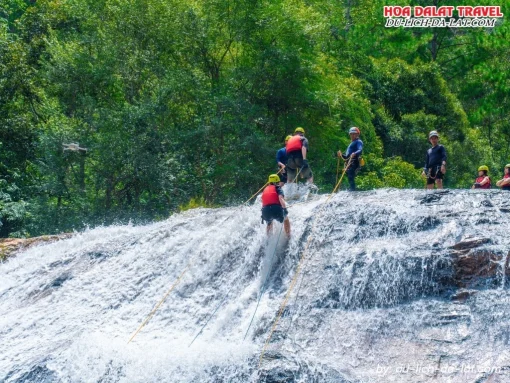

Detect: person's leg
[426,170,436,190]
[266,221,273,236]
[435,170,444,189]
[286,167,297,184]
[300,166,313,184]
[283,217,291,236]
[347,167,356,191]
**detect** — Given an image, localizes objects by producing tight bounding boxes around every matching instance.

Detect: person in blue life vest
[496,164,510,190]
[261,174,291,236]
[472,165,491,189]
[276,135,292,186]
[421,130,447,189]
[285,127,313,185]
[337,127,363,191]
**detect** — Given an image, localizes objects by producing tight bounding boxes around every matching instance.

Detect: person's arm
[276,150,285,168]
[301,137,308,160]
[278,195,287,208]
[501,178,510,186]
[422,151,429,177]
[440,146,447,173]
[479,176,490,186]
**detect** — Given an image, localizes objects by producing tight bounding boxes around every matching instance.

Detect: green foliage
[0,0,508,237]
[179,197,218,212]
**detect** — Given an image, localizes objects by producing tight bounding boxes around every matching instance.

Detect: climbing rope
[242,168,284,206]
[258,157,352,367]
[336,155,341,185]
[128,168,284,344]
[243,223,285,341]
[128,260,193,344]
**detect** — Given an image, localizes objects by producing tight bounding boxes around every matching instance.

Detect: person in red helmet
[337,127,363,191]
[261,174,291,236]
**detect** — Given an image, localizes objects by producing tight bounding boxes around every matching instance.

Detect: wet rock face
[449,237,510,288]
[0,234,72,261]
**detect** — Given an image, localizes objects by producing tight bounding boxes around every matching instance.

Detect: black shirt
[424,144,447,171]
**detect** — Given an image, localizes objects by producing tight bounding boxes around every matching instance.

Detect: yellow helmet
[478,165,489,172]
[294,127,305,134]
[268,174,280,183]
[506,164,510,169]
[285,135,292,143]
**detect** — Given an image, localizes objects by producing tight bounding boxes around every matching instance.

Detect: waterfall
[2,189,510,382]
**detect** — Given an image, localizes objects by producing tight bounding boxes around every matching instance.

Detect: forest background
[0,0,508,237]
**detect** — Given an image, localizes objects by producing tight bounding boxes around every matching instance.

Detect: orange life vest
[285,135,303,154]
[475,176,491,189]
[262,185,281,206]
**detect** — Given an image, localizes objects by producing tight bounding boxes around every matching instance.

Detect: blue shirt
[276,147,287,165]
[343,139,363,159]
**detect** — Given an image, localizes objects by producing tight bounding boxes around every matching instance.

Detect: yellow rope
[128,167,285,344]
[242,168,284,206]
[258,157,352,367]
[127,261,192,344]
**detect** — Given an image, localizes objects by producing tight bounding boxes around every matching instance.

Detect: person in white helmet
[421,130,447,189]
[337,127,363,191]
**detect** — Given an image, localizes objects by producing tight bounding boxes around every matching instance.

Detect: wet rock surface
[0,234,73,261]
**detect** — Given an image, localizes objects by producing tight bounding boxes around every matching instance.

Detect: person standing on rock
[261,174,291,236]
[496,164,510,191]
[286,127,313,185]
[337,127,363,191]
[421,131,447,190]
[472,165,491,189]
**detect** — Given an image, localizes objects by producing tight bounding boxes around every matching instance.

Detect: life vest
[261,185,281,206]
[475,176,491,189]
[285,135,303,154]
[503,174,510,190]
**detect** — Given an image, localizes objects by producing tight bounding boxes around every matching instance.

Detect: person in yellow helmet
[496,164,510,191]
[472,166,491,189]
[261,174,291,236]
[276,135,292,186]
[285,127,313,184]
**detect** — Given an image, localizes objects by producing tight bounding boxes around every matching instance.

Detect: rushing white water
[1,189,510,382]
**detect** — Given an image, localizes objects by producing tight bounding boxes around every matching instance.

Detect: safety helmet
[349,127,360,135]
[429,130,439,139]
[478,165,489,172]
[506,164,510,169]
[268,174,280,183]
[294,127,305,134]
[285,135,292,143]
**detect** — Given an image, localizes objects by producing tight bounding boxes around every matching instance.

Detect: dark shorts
[427,166,444,185]
[503,185,510,191]
[286,152,313,181]
[261,205,284,225]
